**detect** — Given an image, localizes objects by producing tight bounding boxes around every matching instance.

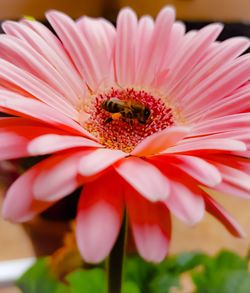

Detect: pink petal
[0,34,80,103]
[115,157,170,202]
[76,172,124,263]
[215,163,250,193]
[78,148,126,177]
[0,58,77,118]
[204,193,245,237]
[131,126,190,157]
[125,185,171,263]
[134,15,154,85]
[214,181,250,199]
[28,134,102,155]
[2,166,54,222]
[115,8,138,85]
[171,155,222,187]
[77,16,115,88]
[184,54,250,117]
[33,151,87,201]
[0,117,65,159]
[164,23,223,95]
[191,113,250,136]
[165,180,205,225]
[136,7,175,86]
[46,10,103,91]
[0,132,29,159]
[0,90,93,138]
[166,138,246,153]
[170,37,249,106]
[4,20,84,101]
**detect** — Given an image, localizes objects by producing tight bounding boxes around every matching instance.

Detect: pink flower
[0,7,250,263]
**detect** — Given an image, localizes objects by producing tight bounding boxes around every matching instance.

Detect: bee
[101,98,151,124]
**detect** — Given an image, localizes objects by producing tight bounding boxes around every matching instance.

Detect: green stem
[107,212,127,293]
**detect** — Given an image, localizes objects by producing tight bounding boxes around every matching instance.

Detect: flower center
[83,88,175,153]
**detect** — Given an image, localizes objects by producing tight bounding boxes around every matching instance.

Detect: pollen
[83,88,175,153]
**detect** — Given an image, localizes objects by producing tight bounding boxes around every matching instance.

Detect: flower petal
[0,34,80,104]
[0,90,93,138]
[191,113,250,136]
[33,151,86,201]
[2,166,54,222]
[166,180,205,225]
[203,193,245,237]
[3,19,84,101]
[171,155,222,187]
[125,184,171,263]
[46,10,103,90]
[115,157,170,202]
[77,16,116,88]
[76,172,124,263]
[136,7,175,85]
[166,138,246,153]
[28,134,102,155]
[78,148,126,177]
[115,8,138,85]
[184,54,250,117]
[0,58,77,118]
[0,117,65,159]
[131,126,190,157]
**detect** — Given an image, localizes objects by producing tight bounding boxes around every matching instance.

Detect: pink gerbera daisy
[1,7,250,264]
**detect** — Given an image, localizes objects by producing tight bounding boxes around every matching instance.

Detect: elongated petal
[131,126,190,156]
[191,113,250,136]
[2,166,54,222]
[28,134,102,155]
[172,155,222,187]
[77,16,115,88]
[215,163,250,192]
[0,58,77,118]
[115,8,137,85]
[136,7,175,85]
[204,193,245,237]
[115,157,170,202]
[76,172,124,263]
[184,54,250,116]
[126,184,171,263]
[0,118,65,159]
[166,138,246,153]
[170,37,249,105]
[0,90,93,137]
[78,148,126,176]
[33,152,87,201]
[3,20,84,102]
[0,34,80,103]
[46,10,103,90]
[165,180,205,224]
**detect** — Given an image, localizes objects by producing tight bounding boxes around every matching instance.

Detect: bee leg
[105,117,113,123]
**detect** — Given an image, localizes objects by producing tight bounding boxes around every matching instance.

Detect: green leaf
[17,258,68,293]
[213,250,248,270]
[160,252,207,274]
[124,256,156,291]
[149,273,180,293]
[123,281,141,293]
[191,250,249,293]
[223,270,250,293]
[66,268,106,293]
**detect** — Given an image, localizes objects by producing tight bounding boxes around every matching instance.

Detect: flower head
[0,7,250,263]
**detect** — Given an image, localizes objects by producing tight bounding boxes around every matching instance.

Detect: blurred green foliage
[17,250,250,293]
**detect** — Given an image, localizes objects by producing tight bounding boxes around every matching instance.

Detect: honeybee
[101,98,151,124]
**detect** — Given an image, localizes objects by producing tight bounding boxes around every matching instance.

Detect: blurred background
[0,0,249,21]
[0,0,249,292]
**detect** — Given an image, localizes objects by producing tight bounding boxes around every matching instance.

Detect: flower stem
[107,212,127,293]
